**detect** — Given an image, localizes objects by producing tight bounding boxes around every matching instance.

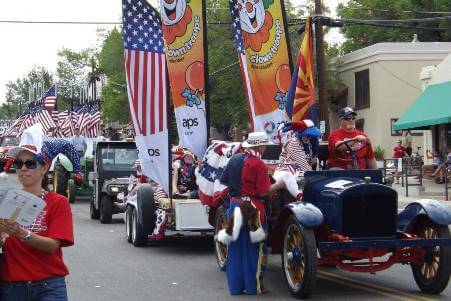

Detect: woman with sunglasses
[0,144,74,301]
[327,107,377,170]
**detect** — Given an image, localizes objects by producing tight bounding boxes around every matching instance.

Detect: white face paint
[160,0,187,26]
[237,0,266,34]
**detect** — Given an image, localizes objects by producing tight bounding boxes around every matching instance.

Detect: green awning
[394,81,451,131]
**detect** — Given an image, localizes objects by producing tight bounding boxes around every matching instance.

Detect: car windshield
[100,147,138,171]
[1,137,19,147]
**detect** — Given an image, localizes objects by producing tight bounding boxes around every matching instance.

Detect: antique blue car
[214,169,451,299]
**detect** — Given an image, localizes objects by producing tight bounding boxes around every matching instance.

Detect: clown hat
[279,120,321,138]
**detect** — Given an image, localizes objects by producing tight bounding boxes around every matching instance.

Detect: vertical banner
[286,17,316,122]
[230,0,291,141]
[160,0,208,159]
[122,0,170,194]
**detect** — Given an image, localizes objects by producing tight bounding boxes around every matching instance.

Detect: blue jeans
[1,276,68,301]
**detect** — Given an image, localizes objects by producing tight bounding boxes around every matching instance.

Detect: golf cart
[90,141,138,224]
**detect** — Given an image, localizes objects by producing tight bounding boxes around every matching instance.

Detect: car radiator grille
[342,192,397,238]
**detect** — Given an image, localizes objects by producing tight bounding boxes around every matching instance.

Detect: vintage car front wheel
[125,206,133,243]
[282,215,317,299]
[214,206,228,271]
[411,218,450,294]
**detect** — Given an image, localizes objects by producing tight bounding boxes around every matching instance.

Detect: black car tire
[411,218,450,294]
[53,160,70,197]
[125,206,133,243]
[100,195,113,224]
[67,179,75,204]
[214,206,228,272]
[282,215,317,299]
[90,200,100,220]
[0,161,5,173]
[132,207,147,247]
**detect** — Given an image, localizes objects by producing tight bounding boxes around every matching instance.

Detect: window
[355,69,370,109]
[355,119,365,131]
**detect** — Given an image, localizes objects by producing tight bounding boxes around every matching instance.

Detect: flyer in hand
[0,189,45,227]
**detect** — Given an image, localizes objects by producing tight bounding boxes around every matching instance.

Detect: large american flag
[122,0,167,136]
[230,0,256,129]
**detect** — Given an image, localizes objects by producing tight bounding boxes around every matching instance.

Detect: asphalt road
[2,173,450,300]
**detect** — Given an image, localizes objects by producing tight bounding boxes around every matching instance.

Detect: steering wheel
[333,138,371,169]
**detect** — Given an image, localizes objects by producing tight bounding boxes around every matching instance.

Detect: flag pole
[280,0,294,73]
[202,0,210,142]
[166,66,173,200]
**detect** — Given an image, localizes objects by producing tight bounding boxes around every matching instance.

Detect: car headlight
[107,185,125,193]
[0,153,5,159]
[296,172,305,189]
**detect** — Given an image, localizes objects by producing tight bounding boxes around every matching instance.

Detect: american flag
[230,0,256,129]
[43,85,57,111]
[122,0,167,136]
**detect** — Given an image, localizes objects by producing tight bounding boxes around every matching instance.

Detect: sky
[0,0,345,105]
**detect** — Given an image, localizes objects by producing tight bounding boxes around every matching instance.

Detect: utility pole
[314,0,330,136]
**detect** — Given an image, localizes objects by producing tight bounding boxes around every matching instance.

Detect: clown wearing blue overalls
[218,132,284,295]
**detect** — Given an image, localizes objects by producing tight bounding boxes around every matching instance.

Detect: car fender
[397,199,451,232]
[125,193,138,209]
[270,202,323,253]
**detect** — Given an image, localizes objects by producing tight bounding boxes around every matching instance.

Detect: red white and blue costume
[220,150,271,295]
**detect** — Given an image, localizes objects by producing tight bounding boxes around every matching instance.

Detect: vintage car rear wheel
[214,206,228,271]
[125,206,133,243]
[411,218,450,294]
[282,215,317,299]
[53,160,69,197]
[100,195,113,224]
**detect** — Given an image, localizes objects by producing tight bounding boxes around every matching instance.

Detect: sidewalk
[392,177,450,208]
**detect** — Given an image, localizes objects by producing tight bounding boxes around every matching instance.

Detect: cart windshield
[100,147,138,171]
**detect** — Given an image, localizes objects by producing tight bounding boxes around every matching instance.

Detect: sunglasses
[13,159,38,170]
[343,116,356,121]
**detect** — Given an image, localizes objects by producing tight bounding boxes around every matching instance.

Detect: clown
[236,0,273,52]
[273,120,321,200]
[160,0,192,44]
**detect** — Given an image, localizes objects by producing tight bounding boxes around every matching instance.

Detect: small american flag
[122,0,167,136]
[43,85,57,111]
[230,0,256,129]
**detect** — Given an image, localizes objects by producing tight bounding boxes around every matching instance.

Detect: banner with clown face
[160,0,207,159]
[230,0,291,142]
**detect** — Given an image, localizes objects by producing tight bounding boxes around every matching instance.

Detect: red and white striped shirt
[276,136,312,174]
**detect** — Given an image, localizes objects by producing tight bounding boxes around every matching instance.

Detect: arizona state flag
[287,17,315,121]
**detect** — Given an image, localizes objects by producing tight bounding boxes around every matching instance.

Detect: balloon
[275,64,291,93]
[185,61,204,92]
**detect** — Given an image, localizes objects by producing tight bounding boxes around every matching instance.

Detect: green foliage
[3,66,53,118]
[98,27,129,123]
[338,0,451,54]
[374,145,385,160]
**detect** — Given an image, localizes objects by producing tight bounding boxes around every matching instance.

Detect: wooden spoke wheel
[411,218,450,294]
[282,215,317,299]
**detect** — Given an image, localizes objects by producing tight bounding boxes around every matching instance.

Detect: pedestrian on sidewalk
[0,140,77,301]
[393,140,406,184]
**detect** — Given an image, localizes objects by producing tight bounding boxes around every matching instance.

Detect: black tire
[282,215,317,299]
[67,179,75,204]
[214,206,228,271]
[53,160,70,197]
[132,207,147,247]
[90,200,100,220]
[0,161,5,173]
[125,206,133,243]
[100,195,113,224]
[411,218,450,294]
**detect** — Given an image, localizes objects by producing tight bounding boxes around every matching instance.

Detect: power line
[339,6,451,15]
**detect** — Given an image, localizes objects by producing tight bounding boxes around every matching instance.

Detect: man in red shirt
[328,107,377,170]
[393,140,406,183]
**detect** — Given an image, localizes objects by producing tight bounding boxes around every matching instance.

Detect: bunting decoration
[160,0,208,159]
[229,0,291,142]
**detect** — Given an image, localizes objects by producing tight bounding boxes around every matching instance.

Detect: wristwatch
[20,230,32,242]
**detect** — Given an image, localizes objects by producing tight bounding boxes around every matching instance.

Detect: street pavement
[1,173,450,300]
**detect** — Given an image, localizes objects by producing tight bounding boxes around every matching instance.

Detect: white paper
[324,180,354,190]
[0,189,45,227]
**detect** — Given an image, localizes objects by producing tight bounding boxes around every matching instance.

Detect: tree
[98,27,129,123]
[338,0,451,53]
[3,66,53,118]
